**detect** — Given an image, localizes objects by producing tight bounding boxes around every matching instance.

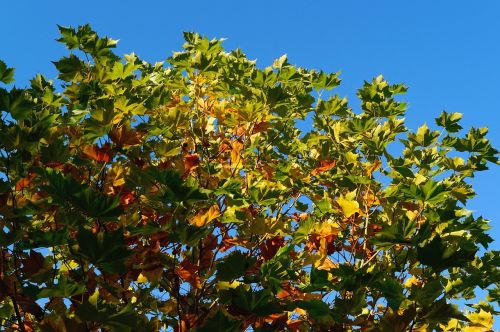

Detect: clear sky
[2,0,499,309]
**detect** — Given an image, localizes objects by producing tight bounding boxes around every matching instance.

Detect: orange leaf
[82,144,112,163]
[15,173,35,191]
[221,236,248,252]
[189,205,221,227]
[316,256,337,271]
[234,125,246,137]
[109,126,142,146]
[119,190,136,206]
[184,153,200,174]
[364,159,382,177]
[311,159,336,176]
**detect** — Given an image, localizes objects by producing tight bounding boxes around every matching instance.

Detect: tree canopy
[0,25,498,331]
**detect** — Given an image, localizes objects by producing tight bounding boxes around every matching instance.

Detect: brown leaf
[287,319,305,331]
[81,144,112,163]
[141,266,164,283]
[17,295,44,321]
[174,314,198,332]
[21,250,45,277]
[176,260,201,289]
[253,121,270,133]
[109,126,142,146]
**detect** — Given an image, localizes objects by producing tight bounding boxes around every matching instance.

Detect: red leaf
[259,235,284,261]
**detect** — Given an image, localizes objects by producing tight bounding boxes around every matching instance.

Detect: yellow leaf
[189,205,221,227]
[206,116,216,133]
[310,148,320,159]
[406,210,419,221]
[294,307,307,316]
[440,319,462,331]
[466,309,493,330]
[60,260,79,272]
[137,273,148,283]
[318,220,341,237]
[414,173,426,185]
[250,217,288,236]
[231,140,244,169]
[337,193,360,218]
[217,280,248,290]
[463,327,490,332]
[333,122,343,143]
[345,151,359,164]
[89,289,99,306]
[110,165,126,187]
[404,276,421,288]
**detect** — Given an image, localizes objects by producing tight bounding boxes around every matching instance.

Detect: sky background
[1,0,500,320]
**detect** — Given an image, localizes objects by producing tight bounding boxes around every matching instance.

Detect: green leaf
[0,88,33,120]
[75,302,140,331]
[413,280,443,306]
[372,220,414,248]
[0,60,15,84]
[37,276,86,298]
[193,311,242,332]
[296,300,334,326]
[216,251,256,281]
[408,124,440,147]
[25,229,69,248]
[374,277,405,310]
[302,268,332,292]
[420,298,466,324]
[53,54,84,81]
[76,229,131,274]
[221,287,282,317]
[392,166,415,178]
[417,236,476,271]
[41,168,123,220]
[148,168,206,205]
[435,111,463,133]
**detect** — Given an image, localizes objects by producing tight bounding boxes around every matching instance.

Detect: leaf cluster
[0,25,498,331]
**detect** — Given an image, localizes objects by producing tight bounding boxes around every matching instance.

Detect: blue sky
[2,0,499,316]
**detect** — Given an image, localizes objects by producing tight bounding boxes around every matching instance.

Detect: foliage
[0,25,498,331]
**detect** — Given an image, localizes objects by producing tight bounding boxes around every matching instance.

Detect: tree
[0,24,498,331]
